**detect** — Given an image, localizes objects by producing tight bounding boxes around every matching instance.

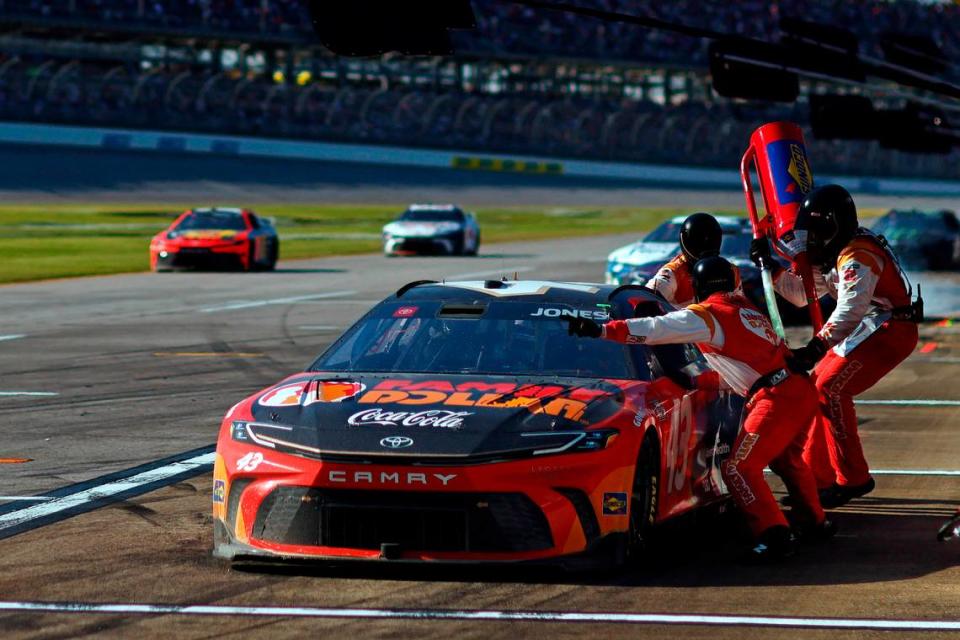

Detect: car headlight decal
[521,429,619,456]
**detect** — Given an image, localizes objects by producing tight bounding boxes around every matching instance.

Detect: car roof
[406,204,462,212]
[665,215,747,230]
[885,208,954,217]
[395,279,661,307]
[190,207,246,215]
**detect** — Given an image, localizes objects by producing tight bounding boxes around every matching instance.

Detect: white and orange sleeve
[602,306,719,347]
[817,248,884,347]
[645,265,679,304]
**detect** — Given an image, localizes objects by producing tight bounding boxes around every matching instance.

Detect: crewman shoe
[794,518,838,544]
[740,526,797,565]
[819,477,876,509]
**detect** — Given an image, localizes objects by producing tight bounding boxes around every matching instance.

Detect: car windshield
[312,300,639,380]
[873,212,944,237]
[643,221,682,242]
[175,211,247,231]
[720,232,752,257]
[642,221,750,256]
[400,209,464,222]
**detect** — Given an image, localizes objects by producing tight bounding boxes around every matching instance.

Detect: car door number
[664,394,694,493]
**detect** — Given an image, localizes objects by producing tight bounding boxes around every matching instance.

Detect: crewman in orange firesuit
[751,185,922,508]
[569,256,835,562]
[647,212,740,306]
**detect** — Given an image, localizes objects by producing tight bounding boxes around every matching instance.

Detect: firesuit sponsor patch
[602,492,628,515]
[724,433,760,506]
[212,480,226,504]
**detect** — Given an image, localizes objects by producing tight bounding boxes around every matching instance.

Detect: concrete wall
[2,121,959,197]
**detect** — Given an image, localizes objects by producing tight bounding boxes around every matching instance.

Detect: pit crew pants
[804,320,919,488]
[722,375,825,537]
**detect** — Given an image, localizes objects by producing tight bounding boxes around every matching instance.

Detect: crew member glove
[566,316,603,338]
[787,336,828,373]
[749,237,772,267]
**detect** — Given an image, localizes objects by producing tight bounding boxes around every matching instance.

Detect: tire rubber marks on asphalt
[0,602,957,631]
[199,290,357,313]
[152,352,264,358]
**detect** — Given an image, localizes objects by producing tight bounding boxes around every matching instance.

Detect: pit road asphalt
[0,235,958,639]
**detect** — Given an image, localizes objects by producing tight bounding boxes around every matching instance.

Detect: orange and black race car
[150,207,278,272]
[213,280,744,567]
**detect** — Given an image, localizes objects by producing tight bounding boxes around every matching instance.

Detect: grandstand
[0,1,958,179]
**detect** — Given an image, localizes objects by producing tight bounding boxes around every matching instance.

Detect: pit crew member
[647,212,739,306]
[751,184,922,508]
[569,256,834,562]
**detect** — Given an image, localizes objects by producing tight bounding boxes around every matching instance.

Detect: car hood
[383,221,462,237]
[607,241,678,267]
[242,372,629,460]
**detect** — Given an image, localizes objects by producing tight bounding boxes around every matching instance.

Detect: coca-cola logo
[348,408,471,429]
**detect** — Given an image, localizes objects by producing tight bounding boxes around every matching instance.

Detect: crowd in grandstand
[0,54,953,179]
[1,0,958,179]
[6,0,960,65]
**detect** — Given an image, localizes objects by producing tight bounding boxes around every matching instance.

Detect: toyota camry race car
[606,216,752,287]
[213,280,743,567]
[150,207,278,271]
[382,204,480,256]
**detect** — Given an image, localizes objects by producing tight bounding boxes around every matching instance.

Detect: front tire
[627,431,660,565]
[466,232,481,256]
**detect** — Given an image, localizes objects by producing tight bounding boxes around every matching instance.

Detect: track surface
[3,144,960,209]
[0,145,958,637]
[0,230,958,639]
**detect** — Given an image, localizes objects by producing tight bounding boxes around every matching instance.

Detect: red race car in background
[150,207,279,272]
[213,280,745,568]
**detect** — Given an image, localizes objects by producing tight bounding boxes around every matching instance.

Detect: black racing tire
[466,232,481,256]
[626,431,660,566]
[264,239,279,271]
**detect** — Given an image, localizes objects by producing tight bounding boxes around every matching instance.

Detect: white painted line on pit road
[0,391,58,397]
[0,452,214,531]
[447,266,532,280]
[0,497,52,502]
[855,399,960,406]
[0,334,26,342]
[0,601,958,631]
[199,290,357,313]
[870,469,960,476]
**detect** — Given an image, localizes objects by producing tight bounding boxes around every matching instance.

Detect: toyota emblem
[379,436,414,449]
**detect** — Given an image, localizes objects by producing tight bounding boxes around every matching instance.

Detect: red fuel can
[740,121,823,331]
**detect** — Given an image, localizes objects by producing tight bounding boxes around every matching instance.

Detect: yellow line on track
[0,458,31,464]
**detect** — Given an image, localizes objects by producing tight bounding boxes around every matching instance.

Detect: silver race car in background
[382,204,481,256]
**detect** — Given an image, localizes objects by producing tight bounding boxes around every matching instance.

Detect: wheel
[627,431,660,565]
[466,232,481,256]
[264,239,279,271]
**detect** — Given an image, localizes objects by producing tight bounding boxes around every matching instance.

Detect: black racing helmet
[679,212,722,261]
[794,184,858,268]
[692,256,737,302]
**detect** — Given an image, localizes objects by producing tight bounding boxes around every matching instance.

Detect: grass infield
[0,204,883,284]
